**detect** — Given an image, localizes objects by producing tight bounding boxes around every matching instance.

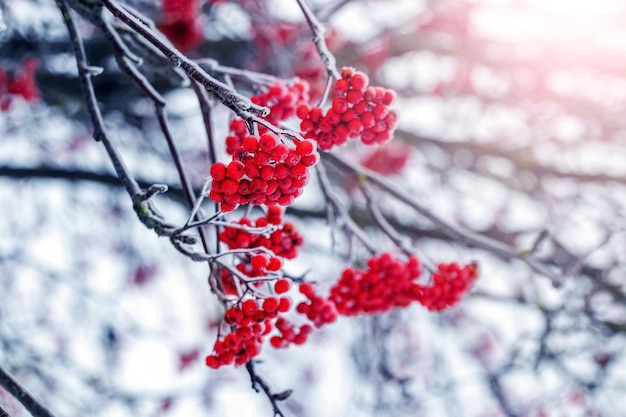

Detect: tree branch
[0,366,56,417]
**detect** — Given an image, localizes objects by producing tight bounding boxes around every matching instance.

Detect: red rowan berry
[251,255,268,271]
[209,190,224,203]
[253,151,271,167]
[301,153,319,167]
[259,133,277,152]
[242,135,259,153]
[220,201,237,212]
[296,104,310,120]
[309,107,323,122]
[299,282,315,297]
[210,162,227,181]
[263,297,279,314]
[341,67,354,79]
[227,161,245,180]
[242,299,258,315]
[335,78,350,93]
[296,139,315,156]
[260,165,275,181]
[244,161,259,178]
[278,297,291,312]
[267,257,282,271]
[221,179,239,195]
[332,97,349,114]
[349,72,369,90]
[274,278,291,294]
[270,144,289,162]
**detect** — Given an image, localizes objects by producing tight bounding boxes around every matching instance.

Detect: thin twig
[58,0,177,236]
[295,0,340,79]
[316,161,377,253]
[361,183,413,256]
[99,0,269,120]
[0,366,56,417]
[324,152,561,284]
[245,362,290,417]
[196,59,286,86]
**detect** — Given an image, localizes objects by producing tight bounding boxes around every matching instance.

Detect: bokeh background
[2,0,626,416]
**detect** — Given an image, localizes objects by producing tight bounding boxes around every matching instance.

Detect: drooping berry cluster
[251,81,310,127]
[329,253,421,316]
[206,279,327,368]
[209,133,319,212]
[1,58,39,112]
[296,67,398,150]
[205,298,271,367]
[219,206,304,259]
[158,0,203,52]
[415,262,479,311]
[328,253,478,316]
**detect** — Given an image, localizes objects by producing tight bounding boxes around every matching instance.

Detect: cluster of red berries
[209,133,319,212]
[328,253,478,316]
[208,254,478,368]
[415,262,479,311]
[328,253,421,316]
[296,282,338,327]
[296,67,398,150]
[251,81,310,127]
[219,206,304,259]
[205,298,271,367]
[158,0,203,52]
[207,279,319,368]
[1,58,39,112]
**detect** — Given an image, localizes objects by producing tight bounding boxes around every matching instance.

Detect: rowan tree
[1,0,626,417]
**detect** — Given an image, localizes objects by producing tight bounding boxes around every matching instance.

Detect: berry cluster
[205,298,271,368]
[219,207,304,259]
[209,253,478,368]
[328,253,421,316]
[209,133,319,212]
[158,0,203,52]
[296,282,338,327]
[328,254,478,316]
[207,279,324,368]
[1,58,39,112]
[296,67,398,151]
[415,262,479,311]
[251,81,310,127]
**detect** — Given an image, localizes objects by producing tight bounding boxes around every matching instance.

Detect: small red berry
[210,162,227,181]
[227,161,245,180]
[274,279,291,294]
[267,257,282,271]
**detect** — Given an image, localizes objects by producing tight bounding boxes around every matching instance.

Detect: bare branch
[0,366,56,417]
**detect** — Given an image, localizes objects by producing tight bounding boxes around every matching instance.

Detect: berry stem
[315,160,378,254]
[295,0,340,79]
[99,0,269,119]
[324,152,561,285]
